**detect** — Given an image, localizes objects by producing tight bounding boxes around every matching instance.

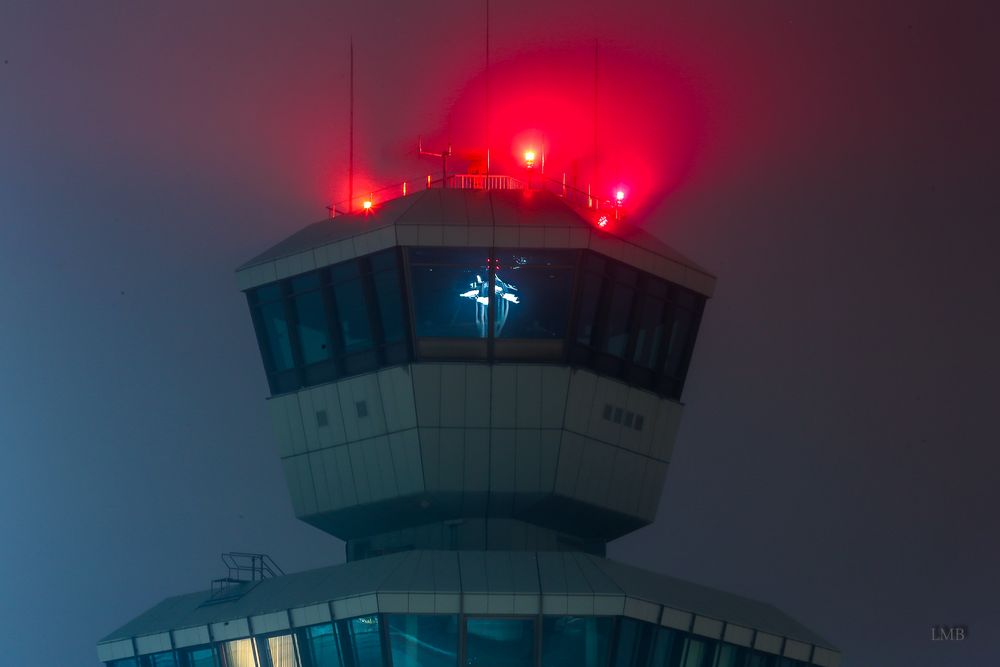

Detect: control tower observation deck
[97,177,840,667]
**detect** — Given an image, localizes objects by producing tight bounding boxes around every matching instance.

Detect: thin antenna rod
[485,0,491,187]
[349,37,355,213]
[593,38,599,196]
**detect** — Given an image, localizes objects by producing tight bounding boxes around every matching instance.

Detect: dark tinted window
[388,614,459,667]
[493,249,574,339]
[542,616,612,667]
[465,618,534,667]
[409,248,490,338]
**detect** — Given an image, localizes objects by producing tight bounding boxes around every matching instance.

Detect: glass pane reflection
[541,616,611,667]
[267,634,298,667]
[387,614,458,667]
[221,639,256,667]
[465,618,534,667]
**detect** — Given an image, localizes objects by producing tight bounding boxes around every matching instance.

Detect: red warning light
[523,150,537,169]
[597,215,609,228]
[362,199,373,211]
[615,190,625,204]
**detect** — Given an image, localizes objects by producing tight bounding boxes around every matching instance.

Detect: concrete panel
[554,432,585,496]
[566,595,595,616]
[784,639,812,661]
[333,445,359,506]
[754,632,783,655]
[723,624,754,647]
[575,438,614,506]
[251,611,290,635]
[135,633,172,655]
[408,592,436,613]
[372,435,399,500]
[544,226,571,248]
[650,399,683,461]
[624,598,660,623]
[515,366,543,428]
[489,430,517,495]
[542,594,569,615]
[486,593,516,614]
[464,365,491,428]
[520,227,545,247]
[593,595,626,616]
[211,618,250,641]
[388,429,424,495]
[620,387,659,455]
[412,364,441,426]
[513,594,541,615]
[377,366,417,432]
[812,647,840,667]
[587,376,625,445]
[660,608,692,631]
[347,441,373,503]
[491,366,517,427]
[309,450,334,512]
[289,602,331,628]
[434,593,461,613]
[377,592,409,613]
[538,429,561,490]
[607,449,644,514]
[97,639,135,661]
[539,366,570,428]
[172,625,211,648]
[318,383,348,448]
[564,370,598,433]
[514,430,542,494]
[691,616,724,639]
[439,365,467,428]
[417,224,445,245]
[419,428,441,490]
[441,225,469,246]
[439,429,465,492]
[463,429,490,496]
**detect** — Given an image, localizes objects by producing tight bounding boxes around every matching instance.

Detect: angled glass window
[298,624,344,667]
[387,614,458,667]
[612,618,657,667]
[266,634,299,667]
[256,299,294,372]
[292,286,332,365]
[179,647,219,667]
[631,291,667,369]
[663,307,695,378]
[221,639,256,667]
[373,265,406,343]
[109,660,138,667]
[340,616,385,667]
[603,282,636,357]
[410,248,491,338]
[331,270,374,353]
[141,652,179,667]
[679,637,716,667]
[493,250,575,339]
[649,627,683,667]
[465,618,534,667]
[541,616,612,667]
[574,270,603,346]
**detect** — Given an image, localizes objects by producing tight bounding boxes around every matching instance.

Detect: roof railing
[203,552,285,605]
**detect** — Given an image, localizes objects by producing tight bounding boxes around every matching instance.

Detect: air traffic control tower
[97,177,840,667]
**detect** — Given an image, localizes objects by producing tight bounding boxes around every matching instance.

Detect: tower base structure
[98,551,840,667]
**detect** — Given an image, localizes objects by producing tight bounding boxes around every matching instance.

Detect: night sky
[2,1,998,665]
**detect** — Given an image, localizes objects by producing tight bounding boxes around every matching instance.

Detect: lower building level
[98,551,840,667]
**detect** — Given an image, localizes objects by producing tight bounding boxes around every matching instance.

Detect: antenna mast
[593,38,599,198]
[349,37,355,213]
[485,0,491,188]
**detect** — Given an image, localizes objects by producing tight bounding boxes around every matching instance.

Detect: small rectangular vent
[316,410,328,427]
[603,404,645,431]
[356,400,368,418]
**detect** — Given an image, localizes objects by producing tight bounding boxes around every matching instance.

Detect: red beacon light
[362,195,373,212]
[523,150,537,169]
[615,190,625,205]
[597,215,609,228]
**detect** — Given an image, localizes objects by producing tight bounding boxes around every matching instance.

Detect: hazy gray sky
[1,1,998,665]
